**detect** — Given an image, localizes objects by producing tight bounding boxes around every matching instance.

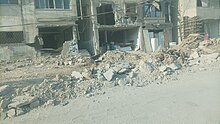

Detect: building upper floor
[179,0,220,19]
[0,0,78,25]
[80,0,173,26]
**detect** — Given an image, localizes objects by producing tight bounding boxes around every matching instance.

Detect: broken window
[197,0,202,7]
[35,0,70,9]
[198,0,207,7]
[125,3,137,15]
[144,1,161,17]
[0,0,18,4]
[97,4,115,25]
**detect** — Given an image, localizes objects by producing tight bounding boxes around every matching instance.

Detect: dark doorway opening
[97,4,115,25]
[38,26,73,49]
[99,28,138,53]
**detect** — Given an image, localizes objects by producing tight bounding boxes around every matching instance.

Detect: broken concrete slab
[71,71,83,79]
[30,100,40,109]
[0,99,11,109]
[167,63,182,70]
[189,51,200,60]
[139,60,154,74]
[159,65,168,72]
[0,85,13,97]
[7,109,16,118]
[117,79,128,86]
[103,69,115,81]
[61,40,79,58]
[118,68,129,74]
[8,96,38,109]
[82,72,92,80]
[201,53,219,60]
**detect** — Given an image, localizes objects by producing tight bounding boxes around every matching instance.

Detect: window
[197,0,202,7]
[0,0,18,4]
[125,3,137,14]
[144,1,161,17]
[35,0,70,9]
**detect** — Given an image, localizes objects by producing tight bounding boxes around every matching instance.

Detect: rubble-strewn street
[1,0,220,123]
[1,35,220,123]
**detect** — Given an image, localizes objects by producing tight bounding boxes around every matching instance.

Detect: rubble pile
[0,75,104,118]
[0,35,220,119]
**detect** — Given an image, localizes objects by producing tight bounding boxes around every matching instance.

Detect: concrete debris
[159,65,168,72]
[7,109,16,118]
[139,60,154,74]
[71,71,83,79]
[167,63,182,70]
[189,51,200,60]
[103,69,115,81]
[8,96,38,109]
[0,99,10,109]
[0,85,13,97]
[0,35,220,119]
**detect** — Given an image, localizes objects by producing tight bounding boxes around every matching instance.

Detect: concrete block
[8,96,38,109]
[7,109,16,118]
[167,63,182,70]
[103,69,115,81]
[30,100,40,109]
[159,65,167,72]
[71,71,83,79]
[189,51,200,60]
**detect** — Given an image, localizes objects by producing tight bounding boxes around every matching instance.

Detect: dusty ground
[2,61,220,124]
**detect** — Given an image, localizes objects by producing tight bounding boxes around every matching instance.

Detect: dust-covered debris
[0,35,220,119]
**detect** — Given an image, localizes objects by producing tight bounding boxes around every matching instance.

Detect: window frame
[0,0,19,5]
[34,0,70,10]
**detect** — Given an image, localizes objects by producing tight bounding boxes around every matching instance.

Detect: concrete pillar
[90,0,99,55]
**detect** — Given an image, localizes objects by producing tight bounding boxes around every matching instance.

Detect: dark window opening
[144,1,161,17]
[125,3,137,15]
[97,4,115,25]
[197,0,202,7]
[35,0,70,9]
[99,29,137,53]
[0,0,18,4]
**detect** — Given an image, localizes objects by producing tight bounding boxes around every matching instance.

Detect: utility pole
[20,0,26,43]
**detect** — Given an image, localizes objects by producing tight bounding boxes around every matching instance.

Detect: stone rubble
[0,35,220,119]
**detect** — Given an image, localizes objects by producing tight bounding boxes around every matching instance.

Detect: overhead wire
[0,0,151,28]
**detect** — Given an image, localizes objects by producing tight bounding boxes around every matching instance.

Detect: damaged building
[0,0,78,60]
[0,0,178,60]
[77,0,176,55]
[179,0,220,40]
